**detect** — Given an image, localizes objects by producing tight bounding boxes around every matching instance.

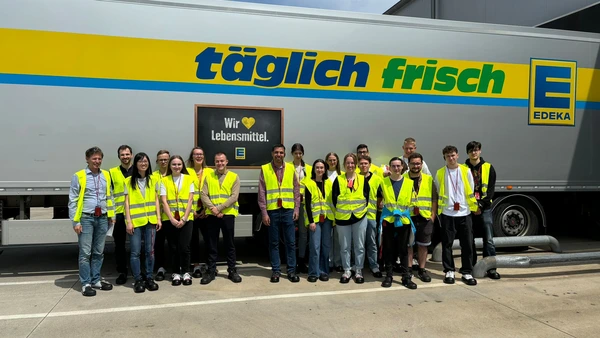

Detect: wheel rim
[500,204,530,236]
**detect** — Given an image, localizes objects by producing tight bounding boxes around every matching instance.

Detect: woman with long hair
[160,155,195,286]
[289,143,312,273]
[325,152,342,272]
[152,149,170,281]
[124,152,161,293]
[331,153,370,284]
[186,147,215,278]
[304,159,333,282]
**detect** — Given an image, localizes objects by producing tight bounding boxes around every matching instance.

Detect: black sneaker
[371,268,383,278]
[417,269,431,283]
[116,273,128,285]
[402,276,417,290]
[192,266,203,279]
[91,279,113,291]
[444,271,456,284]
[340,270,351,284]
[145,278,159,291]
[171,273,182,286]
[270,272,280,283]
[134,280,146,293]
[461,274,477,286]
[487,270,501,280]
[307,275,318,282]
[201,271,216,285]
[82,284,96,297]
[381,276,392,288]
[287,272,300,283]
[227,269,242,283]
[319,274,329,282]
[155,268,166,281]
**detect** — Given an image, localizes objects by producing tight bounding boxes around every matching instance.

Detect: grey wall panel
[392,0,432,18]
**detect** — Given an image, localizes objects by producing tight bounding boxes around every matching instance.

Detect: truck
[1,0,599,246]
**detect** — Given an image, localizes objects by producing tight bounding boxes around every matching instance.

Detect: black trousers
[382,221,411,278]
[154,221,168,271]
[168,220,193,275]
[191,216,209,265]
[113,213,128,274]
[206,215,237,273]
[440,214,474,274]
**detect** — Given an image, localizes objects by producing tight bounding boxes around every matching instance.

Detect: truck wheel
[493,199,539,237]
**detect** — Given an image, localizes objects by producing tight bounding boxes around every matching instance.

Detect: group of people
[69,137,499,297]
[69,146,242,296]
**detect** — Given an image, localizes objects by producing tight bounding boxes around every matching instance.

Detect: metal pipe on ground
[430,235,562,262]
[473,252,600,278]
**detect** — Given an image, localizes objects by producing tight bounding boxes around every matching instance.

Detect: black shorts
[411,216,433,246]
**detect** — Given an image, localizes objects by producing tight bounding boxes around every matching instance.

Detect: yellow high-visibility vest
[109,166,127,214]
[381,176,413,225]
[436,166,478,214]
[262,162,295,210]
[73,169,115,222]
[334,174,367,220]
[161,174,195,221]
[204,171,239,217]
[125,176,158,227]
[403,173,433,219]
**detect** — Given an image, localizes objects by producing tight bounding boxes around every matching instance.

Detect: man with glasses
[465,141,500,280]
[356,144,384,177]
[404,153,437,282]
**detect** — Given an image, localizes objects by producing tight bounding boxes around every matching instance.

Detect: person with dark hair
[186,147,215,278]
[435,145,478,286]
[325,152,342,272]
[160,155,195,286]
[258,144,301,283]
[152,149,170,281]
[357,154,383,278]
[109,144,133,285]
[404,152,437,283]
[356,144,384,177]
[331,153,370,284]
[465,141,500,280]
[200,152,242,284]
[379,157,417,289]
[68,146,115,296]
[304,159,333,282]
[124,152,161,293]
[289,143,312,274]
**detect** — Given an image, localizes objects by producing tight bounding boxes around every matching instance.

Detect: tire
[493,199,540,237]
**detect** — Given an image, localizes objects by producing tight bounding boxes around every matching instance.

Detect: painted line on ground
[0,282,451,321]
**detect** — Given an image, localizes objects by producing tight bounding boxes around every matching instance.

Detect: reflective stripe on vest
[73,169,115,222]
[125,176,158,227]
[262,162,295,211]
[381,176,413,225]
[187,167,214,211]
[436,166,478,214]
[334,174,367,220]
[366,174,382,220]
[403,173,433,219]
[109,167,126,214]
[303,179,333,226]
[161,174,195,221]
[205,171,239,217]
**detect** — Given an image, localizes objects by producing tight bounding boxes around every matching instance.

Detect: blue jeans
[267,209,296,273]
[365,218,379,271]
[308,219,333,277]
[78,214,108,286]
[336,217,367,271]
[473,209,496,265]
[129,223,156,281]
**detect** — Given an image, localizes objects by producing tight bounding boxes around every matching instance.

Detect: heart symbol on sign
[242,117,255,130]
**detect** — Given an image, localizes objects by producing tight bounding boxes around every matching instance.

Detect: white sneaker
[444,271,455,284]
[171,273,182,286]
[342,270,352,279]
[182,272,192,286]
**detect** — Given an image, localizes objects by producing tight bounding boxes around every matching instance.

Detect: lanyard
[448,168,460,202]
[93,172,101,202]
[172,175,180,211]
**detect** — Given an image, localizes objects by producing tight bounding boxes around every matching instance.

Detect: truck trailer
[1,0,599,245]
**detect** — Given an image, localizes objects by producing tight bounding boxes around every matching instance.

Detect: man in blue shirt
[69,147,116,297]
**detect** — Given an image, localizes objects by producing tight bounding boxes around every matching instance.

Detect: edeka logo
[195,46,369,88]
[529,59,577,126]
[381,59,505,94]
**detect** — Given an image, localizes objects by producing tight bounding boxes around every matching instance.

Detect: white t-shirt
[402,156,431,176]
[295,164,306,181]
[159,175,195,197]
[435,167,474,217]
[327,170,338,183]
